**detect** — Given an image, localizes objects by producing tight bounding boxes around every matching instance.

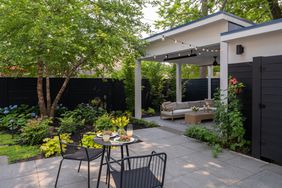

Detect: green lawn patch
[0,145,41,163]
[0,132,41,163]
[0,132,21,145]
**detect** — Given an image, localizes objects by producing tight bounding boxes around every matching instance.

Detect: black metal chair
[55,134,103,188]
[106,151,167,188]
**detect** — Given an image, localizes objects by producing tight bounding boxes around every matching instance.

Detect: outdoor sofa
[160,99,216,120]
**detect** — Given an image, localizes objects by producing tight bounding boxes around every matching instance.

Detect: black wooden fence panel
[0,77,220,111]
[0,78,127,111]
[182,78,220,101]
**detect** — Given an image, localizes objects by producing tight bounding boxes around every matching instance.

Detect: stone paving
[1,127,282,188]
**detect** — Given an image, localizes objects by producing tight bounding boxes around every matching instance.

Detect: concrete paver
[1,125,282,188]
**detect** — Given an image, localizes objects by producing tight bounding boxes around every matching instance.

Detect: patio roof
[145,11,253,42]
[141,11,253,66]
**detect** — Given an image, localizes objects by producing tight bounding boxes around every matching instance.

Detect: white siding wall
[227,30,282,64]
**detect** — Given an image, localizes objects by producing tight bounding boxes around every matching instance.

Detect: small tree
[0,0,147,117]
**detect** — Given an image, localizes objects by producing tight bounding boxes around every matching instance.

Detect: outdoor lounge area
[1,1,282,188]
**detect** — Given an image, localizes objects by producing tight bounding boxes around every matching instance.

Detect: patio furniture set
[160,99,216,123]
[55,132,167,188]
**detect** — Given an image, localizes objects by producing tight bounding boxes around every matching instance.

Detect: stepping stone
[0,156,8,165]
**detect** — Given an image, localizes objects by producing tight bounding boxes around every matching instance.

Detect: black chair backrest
[58,134,88,160]
[120,152,167,188]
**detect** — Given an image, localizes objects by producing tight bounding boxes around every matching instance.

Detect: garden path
[1,127,282,188]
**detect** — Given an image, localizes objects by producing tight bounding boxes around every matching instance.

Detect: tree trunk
[200,0,208,78]
[49,77,70,117]
[37,61,47,117]
[221,0,228,11]
[267,0,282,19]
[49,58,85,117]
[46,66,51,116]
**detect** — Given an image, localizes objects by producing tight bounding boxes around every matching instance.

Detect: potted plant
[111,116,129,136]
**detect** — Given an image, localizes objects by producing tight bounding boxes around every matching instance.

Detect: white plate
[97,132,118,138]
[112,137,135,144]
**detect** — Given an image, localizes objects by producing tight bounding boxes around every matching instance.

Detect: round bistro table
[94,135,139,188]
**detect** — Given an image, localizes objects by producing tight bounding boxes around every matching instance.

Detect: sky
[142,4,160,37]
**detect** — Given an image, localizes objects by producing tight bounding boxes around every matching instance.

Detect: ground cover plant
[0,132,41,163]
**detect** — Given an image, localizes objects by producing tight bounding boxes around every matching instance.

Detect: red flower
[229,78,238,85]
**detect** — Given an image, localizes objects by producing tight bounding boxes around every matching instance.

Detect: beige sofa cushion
[204,99,214,107]
[163,102,176,111]
[187,101,204,108]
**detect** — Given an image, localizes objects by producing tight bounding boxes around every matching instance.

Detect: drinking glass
[127,124,133,137]
[103,134,110,142]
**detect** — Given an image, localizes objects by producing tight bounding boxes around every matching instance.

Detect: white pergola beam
[176,63,182,102]
[220,42,228,102]
[134,60,142,119]
[208,66,213,99]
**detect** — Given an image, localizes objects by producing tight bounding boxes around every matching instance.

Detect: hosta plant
[40,133,73,158]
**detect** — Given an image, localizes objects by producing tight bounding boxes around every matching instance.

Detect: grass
[0,132,19,145]
[0,132,41,163]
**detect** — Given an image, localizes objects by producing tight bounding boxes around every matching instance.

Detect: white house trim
[221,20,282,42]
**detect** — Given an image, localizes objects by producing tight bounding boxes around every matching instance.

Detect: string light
[151,34,220,59]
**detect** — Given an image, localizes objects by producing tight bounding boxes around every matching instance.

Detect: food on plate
[103,130,112,136]
[119,135,131,142]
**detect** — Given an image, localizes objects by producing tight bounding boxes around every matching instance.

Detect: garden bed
[0,112,158,163]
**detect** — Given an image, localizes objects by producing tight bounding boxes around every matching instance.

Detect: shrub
[0,105,38,132]
[185,126,219,145]
[58,116,83,133]
[146,108,156,116]
[63,103,106,125]
[185,126,222,157]
[20,118,52,145]
[81,132,101,148]
[40,133,73,158]
[95,114,113,131]
[130,118,158,128]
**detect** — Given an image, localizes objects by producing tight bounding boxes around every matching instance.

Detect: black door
[252,55,282,164]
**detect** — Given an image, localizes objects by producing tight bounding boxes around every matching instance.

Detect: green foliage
[81,132,101,148]
[155,0,273,30]
[20,118,52,145]
[40,133,73,158]
[214,77,247,151]
[0,145,41,163]
[212,144,222,158]
[58,116,82,134]
[95,114,113,131]
[185,126,219,144]
[185,126,222,157]
[0,105,38,132]
[0,0,147,76]
[63,103,106,126]
[115,56,136,112]
[142,61,166,110]
[130,118,159,128]
[142,107,156,116]
[0,132,19,145]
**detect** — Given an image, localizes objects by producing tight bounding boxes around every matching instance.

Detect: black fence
[0,77,220,111]
[0,78,126,111]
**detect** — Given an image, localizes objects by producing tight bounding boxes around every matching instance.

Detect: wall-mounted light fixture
[236,44,244,55]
